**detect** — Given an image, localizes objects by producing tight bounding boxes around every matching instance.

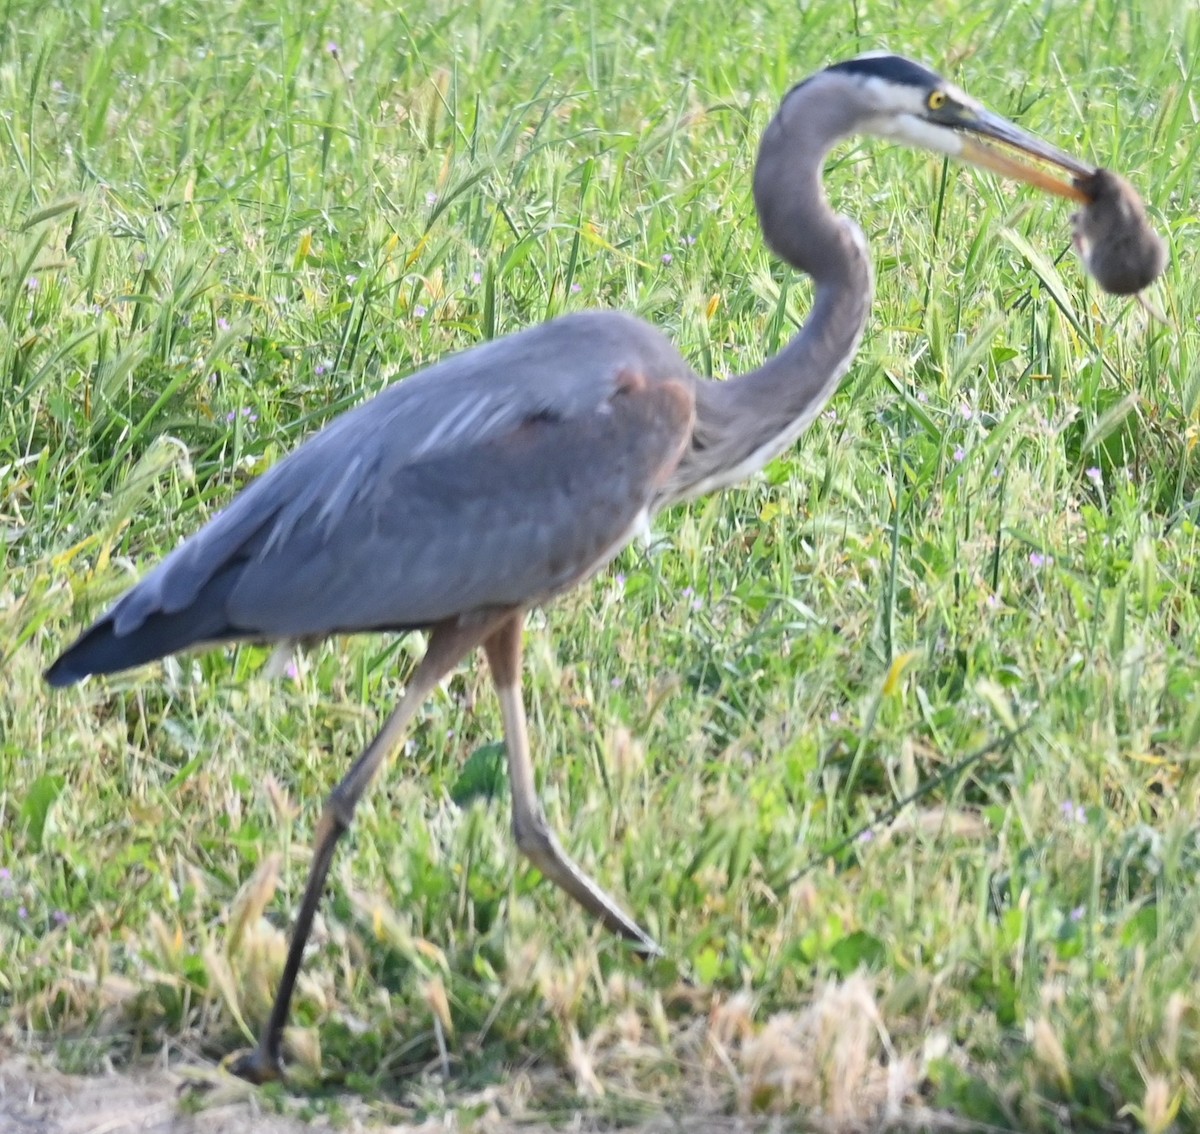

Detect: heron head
[807,53,1094,202]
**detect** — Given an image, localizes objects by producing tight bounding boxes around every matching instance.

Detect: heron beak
[954,107,1094,202]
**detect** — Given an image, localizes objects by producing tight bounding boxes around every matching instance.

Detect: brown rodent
[1071,168,1167,295]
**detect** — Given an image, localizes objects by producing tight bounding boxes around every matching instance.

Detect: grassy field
[2,0,1198,1128]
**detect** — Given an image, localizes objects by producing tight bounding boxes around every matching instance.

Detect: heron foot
[226,1045,285,1085]
[630,934,665,961]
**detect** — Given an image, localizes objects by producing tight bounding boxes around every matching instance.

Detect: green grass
[3,0,1199,1128]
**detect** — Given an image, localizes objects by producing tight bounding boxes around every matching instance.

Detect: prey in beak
[882,71,1168,296]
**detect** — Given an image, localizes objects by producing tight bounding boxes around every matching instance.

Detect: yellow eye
[927,90,948,111]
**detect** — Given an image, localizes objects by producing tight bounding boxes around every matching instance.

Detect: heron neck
[658,88,875,504]
[664,215,872,504]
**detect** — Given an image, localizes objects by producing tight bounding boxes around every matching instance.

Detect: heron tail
[45,572,240,686]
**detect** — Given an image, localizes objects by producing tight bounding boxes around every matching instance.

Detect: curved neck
[663,92,873,503]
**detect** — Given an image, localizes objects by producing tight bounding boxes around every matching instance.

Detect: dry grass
[2,980,987,1134]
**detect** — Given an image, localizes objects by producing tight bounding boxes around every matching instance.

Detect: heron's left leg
[482,613,662,956]
[230,615,504,1084]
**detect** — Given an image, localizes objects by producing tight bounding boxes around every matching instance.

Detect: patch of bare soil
[0,1056,341,1134]
[0,978,962,1133]
[0,1056,801,1134]
[0,1055,981,1134]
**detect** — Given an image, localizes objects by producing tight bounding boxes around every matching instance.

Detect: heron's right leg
[483,613,662,957]
[231,616,502,1084]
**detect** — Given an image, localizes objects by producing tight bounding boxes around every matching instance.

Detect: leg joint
[322,789,355,837]
[512,806,553,858]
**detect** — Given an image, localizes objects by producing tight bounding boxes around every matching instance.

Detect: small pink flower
[1060,800,1085,824]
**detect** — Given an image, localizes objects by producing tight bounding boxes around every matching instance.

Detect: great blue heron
[47,54,1093,1082]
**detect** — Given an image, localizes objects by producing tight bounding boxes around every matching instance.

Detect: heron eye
[927,90,948,111]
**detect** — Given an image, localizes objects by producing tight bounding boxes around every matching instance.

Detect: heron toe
[227,1045,286,1085]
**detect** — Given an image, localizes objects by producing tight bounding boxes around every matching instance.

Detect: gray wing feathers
[225,368,694,634]
[101,311,694,647]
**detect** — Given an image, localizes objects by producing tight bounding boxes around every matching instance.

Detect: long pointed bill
[956,108,1094,203]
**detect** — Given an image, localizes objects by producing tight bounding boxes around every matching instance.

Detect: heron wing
[227,366,693,633]
[47,313,695,682]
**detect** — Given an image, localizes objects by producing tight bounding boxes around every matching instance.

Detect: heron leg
[482,614,662,957]
[231,617,501,1084]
